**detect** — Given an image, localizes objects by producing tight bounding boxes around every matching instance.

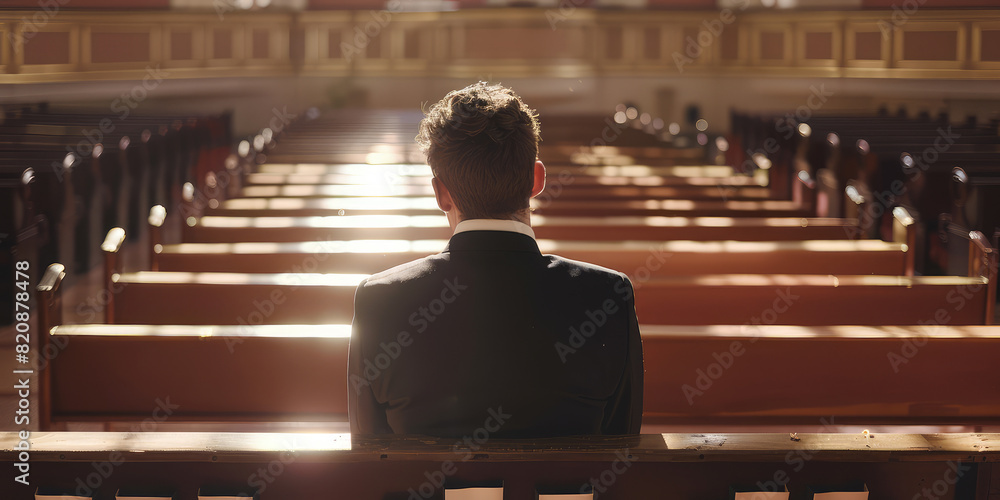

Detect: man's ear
[530,160,546,198]
[431,177,454,213]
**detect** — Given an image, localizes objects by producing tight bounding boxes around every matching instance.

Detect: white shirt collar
[453,219,536,240]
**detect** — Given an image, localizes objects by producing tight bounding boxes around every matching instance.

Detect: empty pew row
[181,214,862,242]
[146,264,984,324]
[5,433,995,500]
[34,267,1000,425]
[153,205,918,276]
[244,169,771,195]
[0,109,232,281]
[240,170,773,201]
[102,262,995,326]
[737,111,1000,236]
[210,193,812,218]
[254,163,762,183]
[154,238,911,277]
[256,162,770,190]
[100,218,993,325]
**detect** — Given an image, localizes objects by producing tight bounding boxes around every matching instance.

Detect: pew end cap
[102,227,126,254]
[182,182,195,203]
[148,205,167,228]
[892,206,915,228]
[38,264,66,293]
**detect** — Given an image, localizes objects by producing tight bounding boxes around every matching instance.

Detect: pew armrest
[969,231,997,325]
[148,205,166,228]
[845,182,865,207]
[37,263,66,334]
[893,206,917,276]
[102,228,125,324]
[796,169,816,190]
[101,227,126,254]
[36,263,65,432]
[38,263,66,294]
[149,206,166,271]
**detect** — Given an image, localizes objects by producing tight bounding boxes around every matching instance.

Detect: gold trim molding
[1,8,999,84]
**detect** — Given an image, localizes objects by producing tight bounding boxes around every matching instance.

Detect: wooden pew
[101,219,991,326]
[256,162,770,189]
[240,170,775,201]
[155,238,912,277]
[38,324,1000,425]
[99,229,362,324]
[34,262,1000,425]
[154,203,917,277]
[4,432,996,500]
[0,110,230,275]
[102,267,993,326]
[800,116,1000,237]
[181,214,861,242]
[202,193,813,218]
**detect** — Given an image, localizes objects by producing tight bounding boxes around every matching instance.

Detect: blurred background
[2,0,999,139]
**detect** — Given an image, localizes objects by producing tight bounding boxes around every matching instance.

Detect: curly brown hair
[416,82,541,220]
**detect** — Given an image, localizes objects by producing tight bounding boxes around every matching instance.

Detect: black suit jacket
[348,229,643,437]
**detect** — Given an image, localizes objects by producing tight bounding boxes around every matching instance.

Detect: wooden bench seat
[155,238,911,276]
[256,162,769,189]
[38,320,1000,425]
[8,432,996,500]
[182,214,860,242]
[634,273,992,325]
[256,162,753,180]
[243,174,774,201]
[531,199,811,218]
[101,271,991,325]
[242,171,774,200]
[108,271,364,324]
[215,193,812,217]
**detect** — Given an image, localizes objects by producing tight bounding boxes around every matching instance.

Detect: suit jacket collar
[453,218,536,239]
[443,229,541,255]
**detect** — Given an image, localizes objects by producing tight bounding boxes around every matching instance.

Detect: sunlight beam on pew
[221,197,441,211]
[53,324,353,338]
[169,240,447,254]
[197,215,448,228]
[119,271,370,286]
